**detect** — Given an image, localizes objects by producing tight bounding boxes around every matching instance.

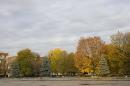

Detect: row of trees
[10,49,78,77]
[9,31,130,77]
[75,31,130,76]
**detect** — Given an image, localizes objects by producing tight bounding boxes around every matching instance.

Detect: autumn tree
[57,52,78,76]
[111,31,125,47]
[65,53,78,76]
[56,51,68,75]
[75,36,106,75]
[107,31,130,76]
[16,49,41,77]
[48,48,78,76]
[106,44,122,75]
[122,32,130,75]
[48,48,65,75]
[109,32,125,75]
[31,52,42,76]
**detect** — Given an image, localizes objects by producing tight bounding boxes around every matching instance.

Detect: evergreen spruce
[40,57,51,76]
[98,55,110,76]
[10,62,20,78]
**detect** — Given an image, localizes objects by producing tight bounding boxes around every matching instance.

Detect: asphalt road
[0,79,130,86]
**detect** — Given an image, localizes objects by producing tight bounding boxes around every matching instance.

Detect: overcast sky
[0,0,130,56]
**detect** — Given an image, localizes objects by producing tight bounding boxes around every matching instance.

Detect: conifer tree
[40,57,51,76]
[10,62,20,78]
[98,55,110,76]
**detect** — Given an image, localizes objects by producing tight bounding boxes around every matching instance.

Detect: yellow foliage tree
[48,48,65,75]
[75,36,105,75]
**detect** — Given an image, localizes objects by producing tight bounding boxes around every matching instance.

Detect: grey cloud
[0,0,130,56]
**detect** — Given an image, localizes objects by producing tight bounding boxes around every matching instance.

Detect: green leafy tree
[57,51,68,75]
[16,49,41,77]
[65,53,78,76]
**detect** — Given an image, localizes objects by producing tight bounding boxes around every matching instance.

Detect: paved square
[0,79,130,86]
